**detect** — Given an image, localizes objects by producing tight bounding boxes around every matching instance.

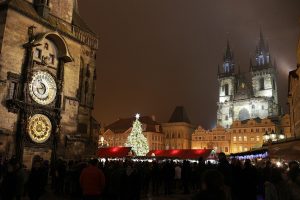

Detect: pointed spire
[273,59,277,71]
[258,27,266,52]
[224,39,233,61]
[249,58,253,71]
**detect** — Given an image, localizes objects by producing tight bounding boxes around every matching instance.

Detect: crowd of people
[0,153,300,200]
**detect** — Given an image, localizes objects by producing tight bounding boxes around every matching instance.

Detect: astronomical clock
[0,0,98,165]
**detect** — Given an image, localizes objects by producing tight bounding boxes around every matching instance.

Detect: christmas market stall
[229,148,268,160]
[146,149,216,160]
[97,147,132,158]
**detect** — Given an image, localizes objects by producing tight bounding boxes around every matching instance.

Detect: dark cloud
[78,0,300,129]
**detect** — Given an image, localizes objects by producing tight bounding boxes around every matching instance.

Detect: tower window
[259,78,264,90]
[272,79,276,89]
[224,84,229,96]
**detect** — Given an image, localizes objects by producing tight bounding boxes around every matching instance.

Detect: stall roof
[97,147,132,158]
[147,149,214,160]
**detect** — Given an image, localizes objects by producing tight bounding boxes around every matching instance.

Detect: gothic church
[217,31,280,128]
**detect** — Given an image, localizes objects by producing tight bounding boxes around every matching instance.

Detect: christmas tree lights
[125,114,149,156]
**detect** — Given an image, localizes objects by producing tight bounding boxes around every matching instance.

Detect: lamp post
[270,130,277,141]
[263,130,286,144]
[98,135,109,148]
[263,131,270,143]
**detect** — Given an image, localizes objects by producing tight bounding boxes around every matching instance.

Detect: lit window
[239,146,243,151]
[244,136,247,141]
[233,136,236,142]
[250,137,254,141]
[256,136,260,141]
[244,147,248,151]
[238,136,242,141]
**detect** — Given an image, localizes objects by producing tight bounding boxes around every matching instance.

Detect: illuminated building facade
[192,116,290,154]
[288,63,300,137]
[191,125,230,154]
[161,106,195,150]
[0,0,98,165]
[217,31,280,128]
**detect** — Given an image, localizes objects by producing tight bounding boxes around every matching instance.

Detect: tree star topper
[135,113,140,119]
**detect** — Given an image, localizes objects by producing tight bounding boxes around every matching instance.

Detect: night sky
[78,0,300,129]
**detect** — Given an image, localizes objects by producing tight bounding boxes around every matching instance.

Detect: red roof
[97,147,132,158]
[147,149,214,159]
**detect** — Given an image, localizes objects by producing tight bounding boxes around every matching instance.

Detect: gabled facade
[217,31,280,128]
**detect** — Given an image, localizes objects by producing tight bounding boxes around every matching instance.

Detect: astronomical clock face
[27,114,52,143]
[29,71,57,105]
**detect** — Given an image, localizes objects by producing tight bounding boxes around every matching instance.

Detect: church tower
[251,30,278,103]
[250,30,279,118]
[217,41,236,128]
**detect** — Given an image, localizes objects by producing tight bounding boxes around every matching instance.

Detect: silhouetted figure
[27,159,46,200]
[1,160,17,200]
[192,169,228,200]
[241,159,257,200]
[80,158,105,200]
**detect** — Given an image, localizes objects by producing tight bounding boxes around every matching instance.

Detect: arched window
[224,84,229,96]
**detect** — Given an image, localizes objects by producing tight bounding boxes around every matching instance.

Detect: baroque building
[161,106,195,150]
[217,31,280,128]
[192,125,230,154]
[192,116,290,154]
[0,0,98,166]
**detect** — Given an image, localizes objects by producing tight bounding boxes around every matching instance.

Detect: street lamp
[270,130,277,141]
[278,130,285,140]
[263,131,270,142]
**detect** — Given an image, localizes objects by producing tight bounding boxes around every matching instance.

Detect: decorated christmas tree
[125,114,149,156]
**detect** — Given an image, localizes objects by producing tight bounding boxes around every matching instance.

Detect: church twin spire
[253,29,271,69]
[218,40,235,76]
[219,29,272,75]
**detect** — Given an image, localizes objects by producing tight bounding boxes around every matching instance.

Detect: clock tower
[0,0,99,166]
